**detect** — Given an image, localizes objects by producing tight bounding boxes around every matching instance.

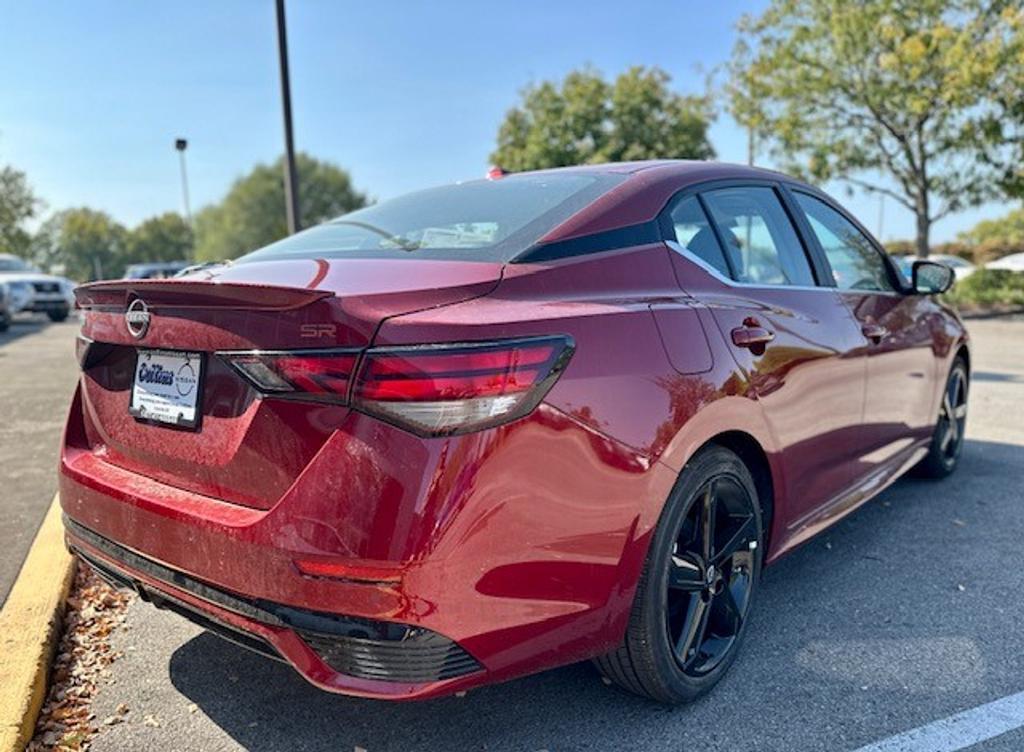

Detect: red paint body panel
[60,162,968,699]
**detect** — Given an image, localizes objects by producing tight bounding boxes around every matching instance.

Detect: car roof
[519,159,796,183]
[523,160,815,247]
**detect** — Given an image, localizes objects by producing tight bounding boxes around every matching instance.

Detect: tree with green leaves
[491,66,715,172]
[959,206,1024,246]
[729,0,1024,257]
[0,165,40,257]
[125,212,193,265]
[194,153,368,262]
[32,208,127,281]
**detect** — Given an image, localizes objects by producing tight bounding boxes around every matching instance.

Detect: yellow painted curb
[0,495,75,752]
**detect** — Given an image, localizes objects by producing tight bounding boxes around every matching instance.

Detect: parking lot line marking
[852,690,1024,752]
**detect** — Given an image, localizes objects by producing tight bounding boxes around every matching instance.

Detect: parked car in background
[894,253,975,283]
[985,252,1024,273]
[124,261,191,280]
[0,254,76,321]
[0,282,11,332]
[62,161,967,705]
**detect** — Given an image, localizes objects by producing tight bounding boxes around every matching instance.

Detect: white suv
[0,254,76,322]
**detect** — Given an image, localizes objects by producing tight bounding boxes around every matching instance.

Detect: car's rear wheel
[916,357,968,478]
[0,312,9,332]
[594,445,763,704]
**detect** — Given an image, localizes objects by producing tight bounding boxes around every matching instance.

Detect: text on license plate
[130,349,203,428]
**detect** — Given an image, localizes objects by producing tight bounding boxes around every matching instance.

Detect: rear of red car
[59,170,689,698]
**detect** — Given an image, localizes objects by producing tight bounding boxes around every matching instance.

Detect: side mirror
[912,260,954,295]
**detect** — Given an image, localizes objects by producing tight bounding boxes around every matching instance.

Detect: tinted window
[238,173,625,264]
[701,187,816,286]
[0,255,32,272]
[668,196,731,277]
[794,193,895,292]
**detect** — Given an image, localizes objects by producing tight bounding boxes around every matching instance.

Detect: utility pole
[275,0,301,234]
[747,127,756,167]
[174,138,192,225]
[877,194,885,241]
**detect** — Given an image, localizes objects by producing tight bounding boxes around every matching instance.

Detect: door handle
[862,323,888,343]
[731,321,775,349]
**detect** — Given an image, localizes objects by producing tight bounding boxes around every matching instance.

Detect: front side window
[667,196,732,278]
[700,187,816,287]
[794,192,895,292]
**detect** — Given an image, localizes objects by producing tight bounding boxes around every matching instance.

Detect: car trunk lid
[74,257,502,509]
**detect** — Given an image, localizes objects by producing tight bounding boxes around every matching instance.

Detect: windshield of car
[237,173,625,264]
[0,256,33,272]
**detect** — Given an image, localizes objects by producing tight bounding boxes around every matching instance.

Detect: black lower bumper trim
[76,548,283,664]
[64,515,483,684]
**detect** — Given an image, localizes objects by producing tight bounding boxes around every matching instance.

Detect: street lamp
[174,138,192,225]
[275,0,300,235]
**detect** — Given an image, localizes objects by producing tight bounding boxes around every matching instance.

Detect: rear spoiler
[75,279,333,312]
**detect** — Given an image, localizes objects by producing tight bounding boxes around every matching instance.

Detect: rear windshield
[237,172,625,264]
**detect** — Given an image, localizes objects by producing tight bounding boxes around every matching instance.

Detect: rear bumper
[60,381,675,698]
[66,518,482,698]
[23,297,69,313]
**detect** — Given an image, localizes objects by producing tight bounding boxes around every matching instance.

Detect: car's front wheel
[594,445,763,704]
[916,357,969,478]
[47,307,70,323]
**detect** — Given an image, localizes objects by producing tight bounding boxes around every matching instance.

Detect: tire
[915,357,968,479]
[594,445,763,704]
[47,307,70,323]
[0,313,9,332]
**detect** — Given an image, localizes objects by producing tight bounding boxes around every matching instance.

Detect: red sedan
[61,161,968,704]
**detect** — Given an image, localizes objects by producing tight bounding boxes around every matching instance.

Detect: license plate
[130,349,203,428]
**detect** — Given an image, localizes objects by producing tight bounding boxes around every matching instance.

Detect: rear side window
[667,196,732,277]
[701,187,816,287]
[237,173,625,264]
[793,192,896,292]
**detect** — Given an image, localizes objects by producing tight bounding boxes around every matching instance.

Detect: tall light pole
[174,138,192,225]
[275,0,300,235]
[877,194,885,241]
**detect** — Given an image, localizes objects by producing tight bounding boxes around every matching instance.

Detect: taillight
[222,336,574,436]
[226,350,359,402]
[353,336,574,435]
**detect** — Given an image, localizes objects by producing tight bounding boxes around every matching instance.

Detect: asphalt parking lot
[5,316,1024,751]
[0,317,80,605]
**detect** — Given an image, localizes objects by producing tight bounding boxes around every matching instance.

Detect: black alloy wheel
[595,446,763,704]
[667,475,758,677]
[917,358,969,478]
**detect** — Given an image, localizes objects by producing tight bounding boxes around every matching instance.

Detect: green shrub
[946,269,1024,307]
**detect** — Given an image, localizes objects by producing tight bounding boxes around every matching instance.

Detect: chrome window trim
[666,240,838,294]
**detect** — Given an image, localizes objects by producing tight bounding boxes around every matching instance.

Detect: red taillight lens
[226,351,358,403]
[223,336,574,435]
[352,336,573,436]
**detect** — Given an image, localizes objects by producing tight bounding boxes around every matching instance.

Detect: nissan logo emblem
[125,299,151,339]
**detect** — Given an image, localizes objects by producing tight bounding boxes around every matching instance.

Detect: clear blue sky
[0,0,1014,243]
